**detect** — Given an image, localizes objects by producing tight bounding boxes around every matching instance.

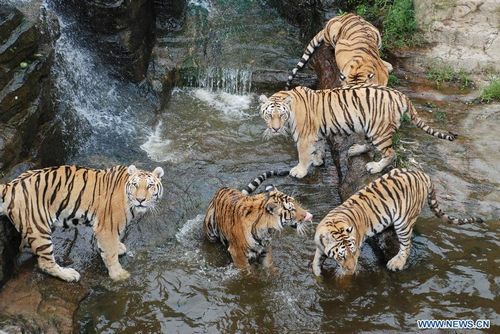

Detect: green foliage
[340,0,422,52]
[433,110,447,123]
[479,78,500,103]
[427,65,474,89]
[401,111,411,124]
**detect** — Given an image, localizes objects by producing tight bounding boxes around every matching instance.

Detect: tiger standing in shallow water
[0,164,164,282]
[286,13,393,89]
[312,168,483,276]
[204,171,313,270]
[259,84,457,178]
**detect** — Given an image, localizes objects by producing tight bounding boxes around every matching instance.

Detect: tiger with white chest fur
[0,164,164,282]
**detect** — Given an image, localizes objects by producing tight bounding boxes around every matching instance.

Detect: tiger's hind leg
[366,133,395,174]
[387,217,417,271]
[30,234,80,282]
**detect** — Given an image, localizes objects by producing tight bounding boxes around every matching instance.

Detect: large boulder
[413,0,500,72]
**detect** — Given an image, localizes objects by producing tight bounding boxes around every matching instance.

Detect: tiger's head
[125,165,164,213]
[318,221,359,275]
[339,60,388,87]
[259,93,292,139]
[263,185,313,235]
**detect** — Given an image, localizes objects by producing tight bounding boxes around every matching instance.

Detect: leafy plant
[427,65,474,89]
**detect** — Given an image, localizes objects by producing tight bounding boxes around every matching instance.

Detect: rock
[154,0,187,31]
[413,0,500,72]
[0,2,62,289]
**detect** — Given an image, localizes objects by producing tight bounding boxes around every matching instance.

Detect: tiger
[0,164,164,282]
[259,84,457,178]
[286,13,393,89]
[203,171,313,270]
[312,168,483,277]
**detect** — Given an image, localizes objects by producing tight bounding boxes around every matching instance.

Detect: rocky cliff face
[414,0,500,72]
[0,1,63,288]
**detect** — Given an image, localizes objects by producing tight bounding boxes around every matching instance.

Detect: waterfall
[195,67,253,95]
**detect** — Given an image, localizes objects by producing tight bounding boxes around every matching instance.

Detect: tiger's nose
[272,126,280,132]
[137,197,146,203]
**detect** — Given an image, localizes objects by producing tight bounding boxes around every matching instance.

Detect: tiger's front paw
[386,255,407,271]
[109,268,130,281]
[365,161,384,174]
[59,267,81,282]
[290,165,308,178]
[118,242,127,256]
[312,264,322,277]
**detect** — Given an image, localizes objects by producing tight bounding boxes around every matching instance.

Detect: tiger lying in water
[259,84,457,178]
[286,13,392,89]
[312,168,483,276]
[0,164,164,282]
[204,170,312,270]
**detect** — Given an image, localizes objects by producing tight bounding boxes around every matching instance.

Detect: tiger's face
[339,63,388,86]
[320,222,359,275]
[264,186,313,234]
[126,165,164,213]
[259,94,292,138]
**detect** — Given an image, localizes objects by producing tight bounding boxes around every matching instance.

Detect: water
[5,0,499,332]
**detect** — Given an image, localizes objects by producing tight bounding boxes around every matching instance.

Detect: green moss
[427,65,474,89]
[388,73,400,87]
[479,78,500,103]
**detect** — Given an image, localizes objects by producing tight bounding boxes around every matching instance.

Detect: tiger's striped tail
[286,30,325,90]
[427,184,484,225]
[241,170,289,195]
[408,102,457,141]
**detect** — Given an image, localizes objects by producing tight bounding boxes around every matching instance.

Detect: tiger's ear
[265,185,277,192]
[127,165,137,175]
[259,95,268,103]
[283,96,292,105]
[153,167,164,179]
[265,202,278,214]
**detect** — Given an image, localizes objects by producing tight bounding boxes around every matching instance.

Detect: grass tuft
[479,78,500,103]
[427,65,474,90]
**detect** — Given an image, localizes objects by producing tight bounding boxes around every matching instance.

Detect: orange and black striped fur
[0,164,164,282]
[312,168,483,276]
[204,182,312,270]
[286,13,392,89]
[259,84,457,178]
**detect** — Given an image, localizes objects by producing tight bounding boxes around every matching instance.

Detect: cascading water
[45,1,157,164]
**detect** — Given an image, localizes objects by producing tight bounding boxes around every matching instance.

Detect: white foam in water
[176,214,205,245]
[191,89,253,117]
[140,121,180,163]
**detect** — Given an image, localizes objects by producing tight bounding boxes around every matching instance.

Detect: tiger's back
[286,13,391,89]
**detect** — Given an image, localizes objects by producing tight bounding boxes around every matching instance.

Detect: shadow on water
[6,0,499,332]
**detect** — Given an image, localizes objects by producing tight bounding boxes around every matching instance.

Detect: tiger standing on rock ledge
[286,13,393,89]
[204,171,313,270]
[0,164,164,282]
[312,168,484,277]
[259,84,457,178]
